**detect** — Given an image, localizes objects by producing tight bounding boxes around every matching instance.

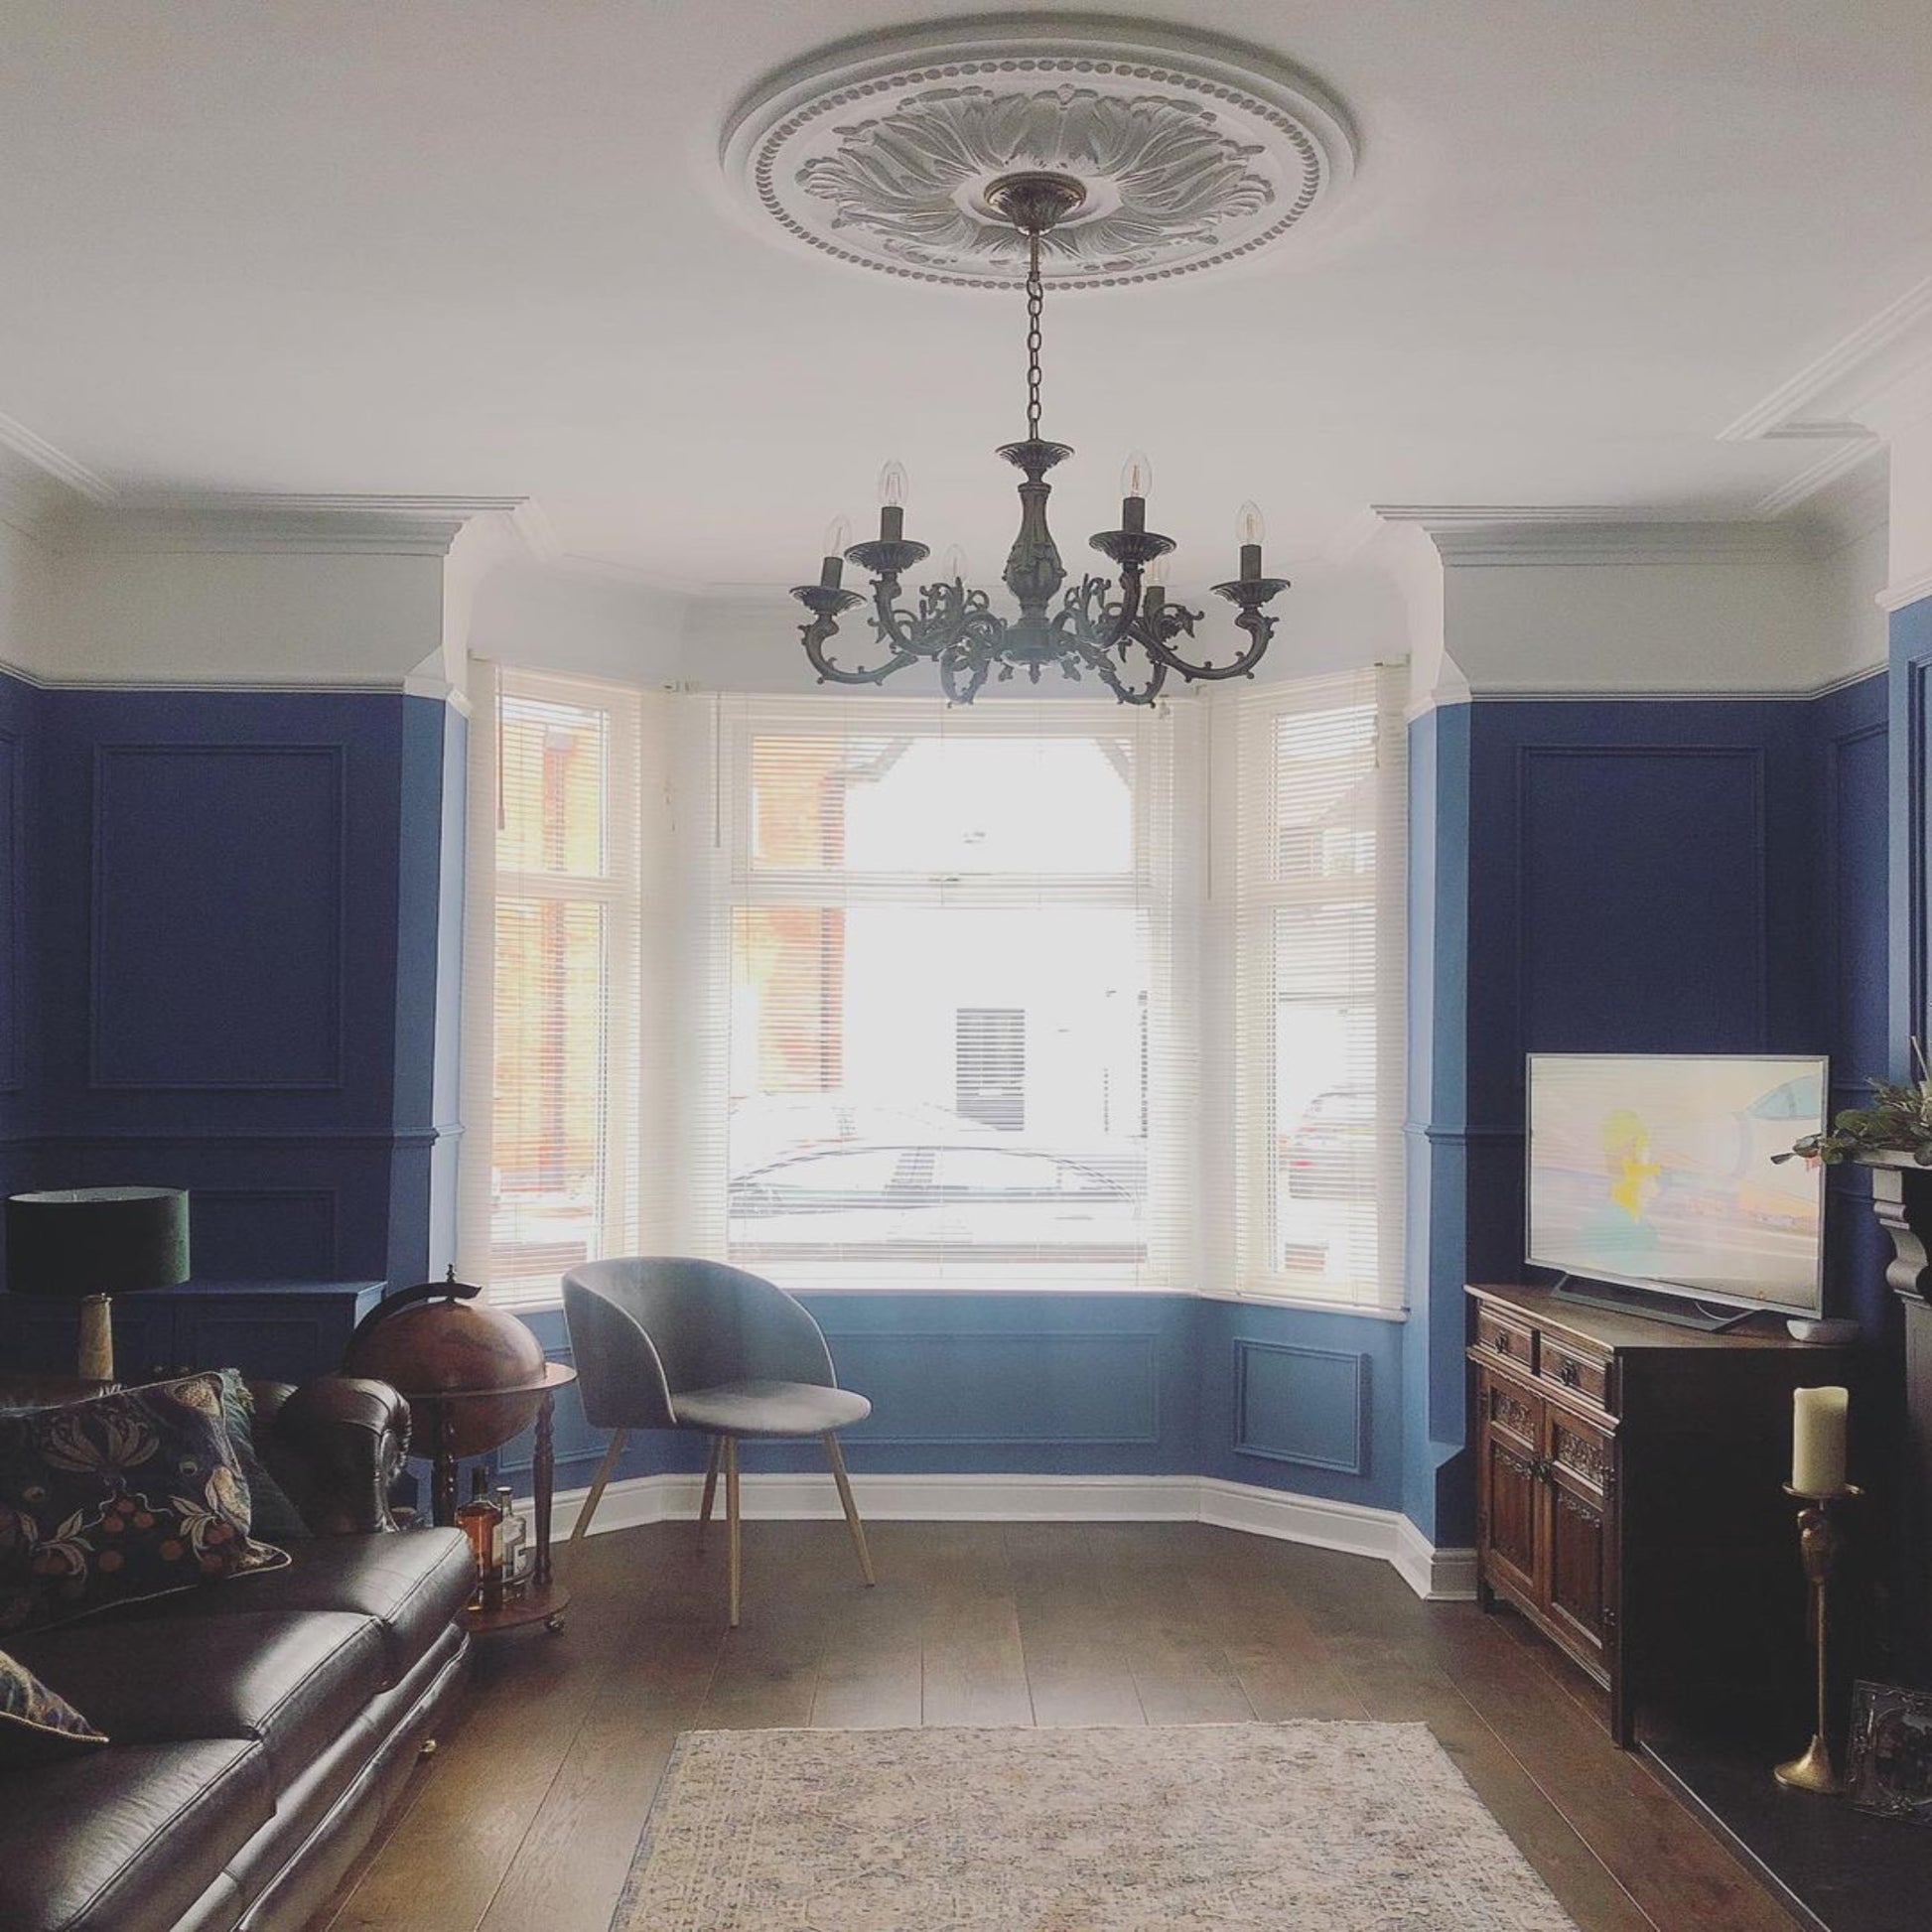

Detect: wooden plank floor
[319,1520,1796,1932]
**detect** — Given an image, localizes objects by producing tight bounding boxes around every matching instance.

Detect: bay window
[462,666,1403,1312]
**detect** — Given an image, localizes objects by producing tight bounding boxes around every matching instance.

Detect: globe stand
[414,1361,578,1635]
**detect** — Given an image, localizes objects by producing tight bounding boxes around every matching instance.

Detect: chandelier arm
[872,576,969,658]
[1143,604,1278,682]
[1096,567,1146,653]
[1071,631,1168,706]
[939,642,997,705]
[798,612,919,686]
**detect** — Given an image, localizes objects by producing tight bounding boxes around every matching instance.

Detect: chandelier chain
[1025,229,1043,441]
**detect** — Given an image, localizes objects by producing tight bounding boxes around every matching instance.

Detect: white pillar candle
[1792,1386,1850,1495]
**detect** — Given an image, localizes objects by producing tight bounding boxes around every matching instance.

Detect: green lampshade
[5,1187,192,1298]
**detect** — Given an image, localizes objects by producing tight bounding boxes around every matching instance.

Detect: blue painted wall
[0,671,39,1209]
[0,663,1897,1546]
[2,683,461,1292]
[1405,679,1891,1542]
[504,1293,1405,1510]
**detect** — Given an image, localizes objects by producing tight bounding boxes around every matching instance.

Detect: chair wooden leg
[697,1435,723,1552]
[570,1428,628,1545]
[724,1436,742,1629]
[823,1431,876,1587]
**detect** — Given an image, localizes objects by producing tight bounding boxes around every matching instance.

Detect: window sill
[487,1280,1406,1319]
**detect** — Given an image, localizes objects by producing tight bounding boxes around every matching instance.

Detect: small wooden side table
[413,1360,578,1635]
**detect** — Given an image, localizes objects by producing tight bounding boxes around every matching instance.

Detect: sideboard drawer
[1474,1306,1536,1373]
[1539,1336,1613,1414]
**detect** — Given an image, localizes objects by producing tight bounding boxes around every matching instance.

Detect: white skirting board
[540,1468,1477,1603]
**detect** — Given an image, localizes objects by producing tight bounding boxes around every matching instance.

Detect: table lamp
[5,1186,192,1379]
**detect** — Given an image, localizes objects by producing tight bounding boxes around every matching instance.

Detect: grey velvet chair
[562,1256,875,1625]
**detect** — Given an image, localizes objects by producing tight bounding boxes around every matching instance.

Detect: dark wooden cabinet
[1468,1283,1854,1745]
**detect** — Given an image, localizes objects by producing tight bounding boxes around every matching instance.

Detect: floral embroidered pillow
[0,1372,290,1637]
[0,1646,106,1767]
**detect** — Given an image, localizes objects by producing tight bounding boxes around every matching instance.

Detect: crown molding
[1405,663,1886,714]
[0,651,430,695]
[1720,276,1932,442]
[1718,276,1932,514]
[1791,452,1891,555]
[66,493,527,557]
[1365,506,1807,568]
[0,410,114,505]
[1878,567,1932,614]
[1746,435,1886,520]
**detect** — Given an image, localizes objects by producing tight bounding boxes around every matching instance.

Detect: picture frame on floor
[1844,1681,1932,1823]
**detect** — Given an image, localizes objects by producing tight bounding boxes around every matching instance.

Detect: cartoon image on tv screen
[1528,1057,1825,1310]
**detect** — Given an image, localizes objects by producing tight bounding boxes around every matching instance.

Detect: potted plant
[1776,1045,1932,1169]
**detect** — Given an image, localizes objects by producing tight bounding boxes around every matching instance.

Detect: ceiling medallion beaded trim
[721,16,1357,289]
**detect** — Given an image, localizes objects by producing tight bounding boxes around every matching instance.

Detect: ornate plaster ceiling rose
[720,15,1357,290]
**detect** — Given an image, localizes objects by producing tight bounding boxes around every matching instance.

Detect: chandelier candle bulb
[820,514,852,589]
[1120,453,1152,534]
[878,460,908,542]
[1792,1386,1850,1495]
[1238,500,1266,582]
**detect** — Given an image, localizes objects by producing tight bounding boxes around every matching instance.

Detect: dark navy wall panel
[1891,598,1932,1057]
[1466,701,1823,1104]
[91,744,345,1089]
[1817,674,1891,1340]
[14,687,455,1289]
[39,690,408,1141]
[1517,747,1768,1051]
[0,671,37,1151]
[1408,692,1869,1547]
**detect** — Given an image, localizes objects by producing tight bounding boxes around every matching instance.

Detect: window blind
[692,693,1202,1290]
[458,662,678,1309]
[1214,665,1407,1311]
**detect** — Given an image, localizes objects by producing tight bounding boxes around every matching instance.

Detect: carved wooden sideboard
[1467,1283,1855,1745]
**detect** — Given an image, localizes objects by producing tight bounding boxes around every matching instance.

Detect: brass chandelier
[790,171,1289,706]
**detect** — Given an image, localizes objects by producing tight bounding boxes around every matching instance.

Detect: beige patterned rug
[614,1723,1579,1931]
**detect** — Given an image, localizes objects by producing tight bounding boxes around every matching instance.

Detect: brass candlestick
[1775,1482,1861,1794]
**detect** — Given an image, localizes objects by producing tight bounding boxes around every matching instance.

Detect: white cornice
[66,493,528,557]
[1366,505,1807,568]
[1793,454,1891,555]
[0,410,113,504]
[1879,567,1932,614]
[1720,276,1932,442]
[0,652,429,695]
[1719,276,1932,514]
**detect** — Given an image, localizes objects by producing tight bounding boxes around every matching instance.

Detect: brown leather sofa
[0,1373,474,1932]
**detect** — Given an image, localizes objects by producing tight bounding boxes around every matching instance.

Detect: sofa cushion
[0,1737,271,1932]
[0,1374,289,1637]
[12,1609,384,1790]
[0,1642,107,1768]
[115,1527,475,1685]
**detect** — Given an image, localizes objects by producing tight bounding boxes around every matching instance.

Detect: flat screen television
[1525,1053,1827,1320]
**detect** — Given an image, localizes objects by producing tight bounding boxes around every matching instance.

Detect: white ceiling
[1,1,1929,589]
